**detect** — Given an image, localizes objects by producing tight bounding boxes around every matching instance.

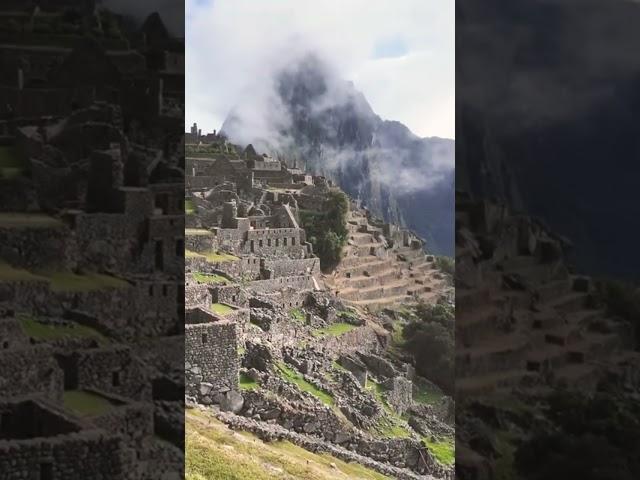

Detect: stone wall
[185,284,211,308]
[186,255,262,281]
[321,326,384,358]
[262,257,319,278]
[211,285,249,308]
[243,228,306,258]
[185,321,238,393]
[248,275,315,295]
[382,377,413,415]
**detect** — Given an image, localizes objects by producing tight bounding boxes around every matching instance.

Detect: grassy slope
[186,410,390,480]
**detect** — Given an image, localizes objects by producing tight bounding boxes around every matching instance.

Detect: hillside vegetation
[186,410,390,480]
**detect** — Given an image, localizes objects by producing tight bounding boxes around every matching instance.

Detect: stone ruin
[184,130,455,479]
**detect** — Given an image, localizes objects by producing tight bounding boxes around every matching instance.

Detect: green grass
[374,416,412,439]
[423,437,455,466]
[0,212,63,229]
[366,379,414,439]
[276,362,334,406]
[313,322,358,337]
[63,390,118,417]
[211,303,235,315]
[185,228,213,236]
[186,199,195,215]
[39,271,129,292]
[332,360,348,373]
[19,315,106,343]
[289,308,306,324]
[239,373,259,391]
[193,272,229,284]
[391,322,406,347]
[337,309,359,319]
[203,251,239,262]
[186,412,391,480]
[186,249,240,263]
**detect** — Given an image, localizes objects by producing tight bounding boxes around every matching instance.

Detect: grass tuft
[193,272,229,284]
[186,412,391,479]
[239,373,259,391]
[423,437,455,466]
[313,322,358,337]
[211,303,235,315]
[276,362,334,406]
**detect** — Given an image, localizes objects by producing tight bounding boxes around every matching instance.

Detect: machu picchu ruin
[0,3,184,479]
[184,124,455,479]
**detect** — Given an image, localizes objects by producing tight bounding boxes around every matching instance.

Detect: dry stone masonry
[184,124,454,478]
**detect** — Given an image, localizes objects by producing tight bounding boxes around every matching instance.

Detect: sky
[185,0,454,139]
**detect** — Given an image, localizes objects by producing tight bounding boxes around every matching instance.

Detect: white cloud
[186,0,454,139]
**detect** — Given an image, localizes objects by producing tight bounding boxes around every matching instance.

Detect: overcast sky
[185,0,454,139]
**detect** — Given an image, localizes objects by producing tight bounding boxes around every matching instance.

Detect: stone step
[346,294,413,311]
[337,258,395,277]
[349,232,375,246]
[396,248,426,261]
[339,279,413,302]
[354,242,385,256]
[334,269,400,289]
[339,254,390,268]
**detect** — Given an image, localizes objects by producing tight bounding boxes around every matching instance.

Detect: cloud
[185,0,454,139]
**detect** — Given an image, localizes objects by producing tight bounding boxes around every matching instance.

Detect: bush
[435,256,455,276]
[403,302,454,394]
[300,189,348,270]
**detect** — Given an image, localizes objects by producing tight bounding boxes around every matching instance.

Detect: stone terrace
[325,208,448,311]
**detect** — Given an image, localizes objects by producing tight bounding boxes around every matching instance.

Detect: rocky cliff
[221,54,454,256]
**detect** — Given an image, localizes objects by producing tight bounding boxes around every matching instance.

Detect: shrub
[299,189,348,270]
[403,302,454,394]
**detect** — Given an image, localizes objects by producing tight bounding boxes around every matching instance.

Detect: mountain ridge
[221,54,454,255]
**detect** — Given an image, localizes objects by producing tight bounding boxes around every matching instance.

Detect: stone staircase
[325,210,447,311]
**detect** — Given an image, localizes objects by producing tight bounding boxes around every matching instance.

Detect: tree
[403,302,454,393]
